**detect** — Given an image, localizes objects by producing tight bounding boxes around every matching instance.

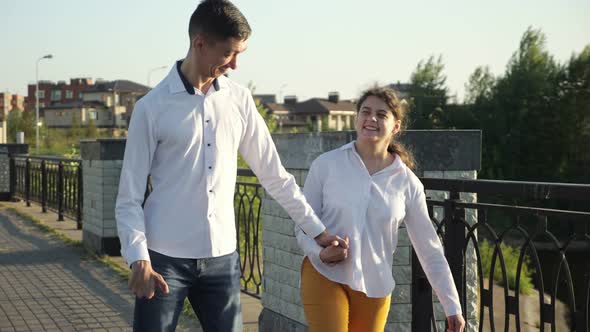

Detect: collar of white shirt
[339,141,403,173]
[167,59,228,95]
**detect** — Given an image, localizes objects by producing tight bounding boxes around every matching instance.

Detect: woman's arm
[403,179,463,318]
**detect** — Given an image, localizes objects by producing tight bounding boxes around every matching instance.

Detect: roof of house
[84,80,150,94]
[253,94,276,104]
[387,82,413,93]
[264,98,356,115]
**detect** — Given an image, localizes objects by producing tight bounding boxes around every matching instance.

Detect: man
[115,1,348,331]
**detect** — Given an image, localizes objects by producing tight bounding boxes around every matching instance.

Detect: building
[25,78,94,114]
[253,94,276,104]
[386,81,413,100]
[1,92,26,114]
[264,92,356,132]
[43,80,148,129]
[43,101,126,129]
[83,80,149,122]
[0,92,26,143]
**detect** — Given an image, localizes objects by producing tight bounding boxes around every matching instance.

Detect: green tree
[409,55,449,129]
[247,82,278,133]
[7,109,23,143]
[475,27,562,180]
[464,66,495,104]
[67,112,83,141]
[558,45,590,183]
[18,111,36,144]
[85,118,98,138]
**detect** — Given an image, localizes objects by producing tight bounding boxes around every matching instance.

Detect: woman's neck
[354,140,393,175]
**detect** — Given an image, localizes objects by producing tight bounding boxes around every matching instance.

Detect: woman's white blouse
[295,142,462,316]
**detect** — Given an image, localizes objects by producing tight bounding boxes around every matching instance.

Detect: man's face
[196,36,247,79]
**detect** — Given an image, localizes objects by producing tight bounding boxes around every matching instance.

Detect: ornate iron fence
[11,155,83,228]
[235,168,263,298]
[413,178,590,332]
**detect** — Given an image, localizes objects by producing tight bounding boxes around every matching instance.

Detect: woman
[295,87,465,332]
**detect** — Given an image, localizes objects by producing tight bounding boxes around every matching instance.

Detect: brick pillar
[79,139,126,256]
[259,130,481,332]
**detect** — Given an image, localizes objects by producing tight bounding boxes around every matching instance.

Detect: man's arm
[238,92,346,248]
[294,160,348,263]
[115,101,154,266]
[115,102,169,299]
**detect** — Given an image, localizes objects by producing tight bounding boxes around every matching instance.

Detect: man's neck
[180,55,214,93]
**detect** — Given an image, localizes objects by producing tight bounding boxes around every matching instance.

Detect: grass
[2,206,82,247]
[479,239,534,294]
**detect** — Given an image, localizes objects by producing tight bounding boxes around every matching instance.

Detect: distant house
[43,101,126,129]
[25,78,94,115]
[253,94,276,104]
[0,92,25,143]
[263,92,356,132]
[43,80,148,129]
[386,81,413,100]
[84,80,149,122]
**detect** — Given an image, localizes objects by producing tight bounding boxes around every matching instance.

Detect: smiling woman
[294,86,465,332]
[355,87,415,171]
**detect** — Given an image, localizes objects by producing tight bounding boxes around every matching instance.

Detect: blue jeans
[133,250,242,332]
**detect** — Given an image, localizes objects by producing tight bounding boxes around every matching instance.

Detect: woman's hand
[446,314,465,332]
[319,237,349,264]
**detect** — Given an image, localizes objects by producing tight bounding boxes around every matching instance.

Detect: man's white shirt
[116,62,325,266]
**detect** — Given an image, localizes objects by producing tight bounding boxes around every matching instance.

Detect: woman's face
[355,95,401,145]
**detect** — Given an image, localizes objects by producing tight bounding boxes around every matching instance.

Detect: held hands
[314,230,349,249]
[319,236,350,264]
[129,260,169,299]
[446,314,465,332]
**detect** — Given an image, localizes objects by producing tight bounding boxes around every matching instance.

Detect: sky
[1,0,589,102]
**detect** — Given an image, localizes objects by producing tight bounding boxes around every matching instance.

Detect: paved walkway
[0,202,260,331]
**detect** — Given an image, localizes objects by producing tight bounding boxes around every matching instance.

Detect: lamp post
[147,65,167,87]
[36,54,53,154]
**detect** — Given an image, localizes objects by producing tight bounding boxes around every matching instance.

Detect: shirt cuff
[443,303,463,317]
[297,217,326,239]
[124,243,151,267]
[310,244,323,263]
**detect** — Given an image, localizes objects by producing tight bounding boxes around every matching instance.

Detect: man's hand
[319,237,349,264]
[314,230,349,249]
[129,260,169,300]
[446,314,465,332]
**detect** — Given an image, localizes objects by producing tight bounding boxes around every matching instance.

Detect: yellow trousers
[300,257,391,332]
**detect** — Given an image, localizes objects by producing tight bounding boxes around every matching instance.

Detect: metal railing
[413,178,590,332]
[235,168,263,298]
[11,155,83,228]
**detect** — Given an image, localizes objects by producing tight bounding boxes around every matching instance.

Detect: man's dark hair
[189,0,251,42]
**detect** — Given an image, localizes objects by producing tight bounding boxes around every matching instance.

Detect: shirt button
[209,189,213,193]
[208,166,212,170]
[207,143,211,147]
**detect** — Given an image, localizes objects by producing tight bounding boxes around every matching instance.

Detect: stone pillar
[0,144,29,201]
[79,139,126,256]
[259,130,481,332]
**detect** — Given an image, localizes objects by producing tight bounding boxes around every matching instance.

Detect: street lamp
[147,65,167,87]
[36,54,53,154]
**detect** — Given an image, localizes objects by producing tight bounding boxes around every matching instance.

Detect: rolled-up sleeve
[115,101,157,266]
[238,93,325,239]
